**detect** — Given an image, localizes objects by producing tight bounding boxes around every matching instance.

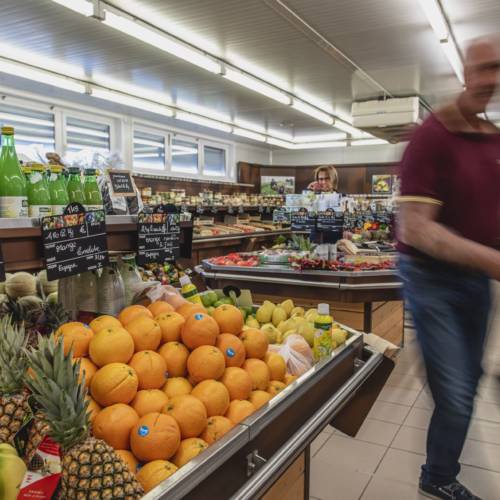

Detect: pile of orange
[57,299,295,494]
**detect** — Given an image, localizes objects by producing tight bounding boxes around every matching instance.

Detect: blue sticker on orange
[194,313,204,320]
[138,425,149,437]
[226,347,235,357]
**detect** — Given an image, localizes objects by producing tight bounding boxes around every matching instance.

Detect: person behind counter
[307,165,338,193]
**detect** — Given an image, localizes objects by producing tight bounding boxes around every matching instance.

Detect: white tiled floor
[310,300,500,500]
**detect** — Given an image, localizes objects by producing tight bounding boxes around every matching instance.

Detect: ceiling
[0,0,498,142]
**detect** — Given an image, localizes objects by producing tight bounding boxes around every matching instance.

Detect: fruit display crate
[0,216,193,272]
[143,327,385,500]
[198,261,404,347]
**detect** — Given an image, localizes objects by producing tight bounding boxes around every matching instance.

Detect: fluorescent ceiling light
[0,58,86,93]
[417,0,449,40]
[266,137,294,149]
[102,11,221,74]
[351,139,389,146]
[51,0,94,16]
[91,88,174,116]
[291,99,333,125]
[441,41,464,84]
[224,68,291,105]
[332,120,371,138]
[176,112,232,133]
[232,128,267,142]
[292,141,347,149]
[295,132,346,143]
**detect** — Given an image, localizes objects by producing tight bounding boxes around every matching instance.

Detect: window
[65,116,110,160]
[0,104,55,159]
[133,129,166,170]
[171,136,198,174]
[203,144,226,177]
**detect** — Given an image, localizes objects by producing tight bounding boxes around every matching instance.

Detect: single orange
[128,351,167,390]
[119,304,153,326]
[148,301,174,317]
[155,312,185,344]
[92,403,139,450]
[125,316,162,352]
[212,304,244,335]
[158,342,189,378]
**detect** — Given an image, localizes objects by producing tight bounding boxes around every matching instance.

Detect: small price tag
[108,169,135,196]
[291,207,316,232]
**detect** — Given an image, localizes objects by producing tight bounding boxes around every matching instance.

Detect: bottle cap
[68,167,81,174]
[318,303,329,315]
[1,126,14,135]
[179,275,191,287]
[84,168,97,175]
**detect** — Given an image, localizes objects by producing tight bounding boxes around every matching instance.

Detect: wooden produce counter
[199,262,404,346]
[0,216,193,272]
[143,330,386,500]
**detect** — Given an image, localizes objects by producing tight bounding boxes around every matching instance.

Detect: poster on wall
[392,175,401,195]
[371,174,392,194]
[261,176,295,195]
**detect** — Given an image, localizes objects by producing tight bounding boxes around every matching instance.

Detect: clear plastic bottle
[97,257,125,316]
[118,254,143,306]
[77,271,99,323]
[179,275,202,304]
[313,303,334,362]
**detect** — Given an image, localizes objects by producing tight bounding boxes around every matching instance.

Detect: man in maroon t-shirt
[398,37,500,500]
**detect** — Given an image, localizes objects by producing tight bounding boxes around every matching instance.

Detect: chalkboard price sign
[317,209,344,243]
[42,206,109,281]
[291,208,316,232]
[137,212,181,265]
[108,170,135,196]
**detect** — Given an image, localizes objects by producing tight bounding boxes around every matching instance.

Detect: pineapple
[25,336,144,499]
[23,411,51,467]
[0,316,31,445]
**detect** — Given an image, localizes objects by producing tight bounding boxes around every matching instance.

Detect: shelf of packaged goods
[198,261,404,347]
[0,216,193,272]
[143,330,384,500]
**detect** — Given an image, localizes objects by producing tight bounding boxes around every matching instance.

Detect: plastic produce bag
[268,334,314,376]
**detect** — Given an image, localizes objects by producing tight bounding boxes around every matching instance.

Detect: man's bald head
[462,35,500,114]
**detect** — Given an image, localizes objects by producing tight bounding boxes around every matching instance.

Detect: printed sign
[137,211,181,265]
[317,209,344,243]
[108,169,135,196]
[291,207,316,232]
[42,203,109,281]
[272,208,291,224]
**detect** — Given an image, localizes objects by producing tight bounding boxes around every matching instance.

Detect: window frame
[200,139,230,178]
[132,124,168,174]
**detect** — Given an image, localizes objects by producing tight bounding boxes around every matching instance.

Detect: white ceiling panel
[0,0,497,142]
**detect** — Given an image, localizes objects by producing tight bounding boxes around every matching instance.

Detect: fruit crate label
[0,242,5,281]
[42,204,109,281]
[291,207,316,232]
[108,169,135,196]
[272,208,291,224]
[137,211,181,265]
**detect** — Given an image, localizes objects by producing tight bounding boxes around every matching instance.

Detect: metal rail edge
[231,346,383,500]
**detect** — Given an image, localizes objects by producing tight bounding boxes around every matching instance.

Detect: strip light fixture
[0,54,384,150]
[417,0,464,84]
[0,58,86,93]
[91,88,174,116]
[351,138,389,146]
[47,0,372,136]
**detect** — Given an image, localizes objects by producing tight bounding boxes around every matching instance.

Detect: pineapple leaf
[0,316,29,394]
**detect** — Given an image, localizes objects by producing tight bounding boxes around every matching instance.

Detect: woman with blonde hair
[307,165,338,192]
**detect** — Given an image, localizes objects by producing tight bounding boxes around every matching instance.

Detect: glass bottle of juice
[179,275,202,304]
[313,303,334,362]
[27,163,52,218]
[48,165,70,215]
[83,168,103,211]
[0,127,28,217]
[67,167,86,205]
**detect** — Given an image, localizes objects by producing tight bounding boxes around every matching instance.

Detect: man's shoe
[419,480,481,500]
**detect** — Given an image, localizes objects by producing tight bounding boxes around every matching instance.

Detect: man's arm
[398,201,500,279]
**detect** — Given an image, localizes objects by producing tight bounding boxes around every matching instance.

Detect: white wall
[270,143,407,166]
[235,143,271,164]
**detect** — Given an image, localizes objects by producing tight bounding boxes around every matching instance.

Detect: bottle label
[0,196,28,217]
[30,172,43,184]
[29,205,52,218]
[86,204,103,211]
[314,321,333,331]
[51,205,66,215]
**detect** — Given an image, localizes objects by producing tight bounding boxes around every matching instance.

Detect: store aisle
[310,298,500,500]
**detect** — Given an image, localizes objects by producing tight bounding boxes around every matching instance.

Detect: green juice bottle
[27,163,52,218]
[48,165,70,215]
[83,168,103,211]
[67,167,86,205]
[0,127,28,217]
[313,303,334,362]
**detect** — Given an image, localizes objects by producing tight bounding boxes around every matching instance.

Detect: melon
[5,272,37,298]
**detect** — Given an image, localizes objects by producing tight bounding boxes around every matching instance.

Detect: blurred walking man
[398,37,500,500]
